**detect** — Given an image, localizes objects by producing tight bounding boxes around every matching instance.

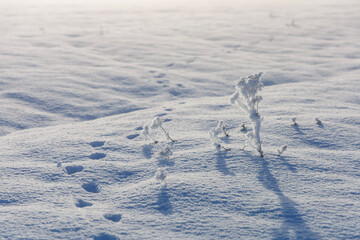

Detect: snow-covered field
[1,0,360,239]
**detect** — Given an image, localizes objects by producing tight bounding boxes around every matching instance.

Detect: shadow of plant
[155,186,173,215]
[256,157,320,240]
[215,151,235,176]
[157,158,175,167]
[142,144,154,159]
[279,156,297,173]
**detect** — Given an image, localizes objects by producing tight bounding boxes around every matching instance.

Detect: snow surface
[1,0,360,239]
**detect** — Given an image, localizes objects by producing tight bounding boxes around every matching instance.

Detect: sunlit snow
[1,0,360,239]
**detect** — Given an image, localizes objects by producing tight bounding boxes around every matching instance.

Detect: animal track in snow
[126,134,139,140]
[135,126,143,131]
[169,89,181,96]
[116,170,135,179]
[103,214,122,222]
[154,73,166,78]
[65,165,84,175]
[90,141,105,147]
[89,152,106,160]
[82,182,100,193]
[156,113,167,117]
[93,233,119,240]
[66,33,83,38]
[75,199,93,208]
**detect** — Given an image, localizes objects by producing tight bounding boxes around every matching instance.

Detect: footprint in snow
[135,126,143,131]
[156,113,167,117]
[154,73,166,78]
[156,80,164,84]
[103,213,122,222]
[75,199,93,208]
[169,89,181,96]
[93,233,119,240]
[66,34,83,38]
[82,182,100,193]
[90,141,105,148]
[89,152,106,160]
[65,165,84,175]
[127,134,139,140]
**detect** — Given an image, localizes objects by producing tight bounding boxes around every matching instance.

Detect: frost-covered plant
[158,144,173,159]
[212,120,230,137]
[277,145,287,156]
[218,120,230,137]
[230,72,264,157]
[150,116,175,142]
[141,124,158,143]
[292,118,297,126]
[315,118,322,125]
[155,168,167,182]
[209,122,230,151]
[142,116,175,143]
[240,123,246,132]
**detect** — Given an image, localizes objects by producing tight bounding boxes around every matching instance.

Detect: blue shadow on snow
[279,156,297,173]
[256,157,320,240]
[215,151,235,176]
[155,186,173,215]
[142,144,153,159]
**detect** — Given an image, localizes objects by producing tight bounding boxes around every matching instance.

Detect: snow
[1,0,360,239]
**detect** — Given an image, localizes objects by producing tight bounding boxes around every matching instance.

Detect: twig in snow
[277,145,287,156]
[315,118,322,125]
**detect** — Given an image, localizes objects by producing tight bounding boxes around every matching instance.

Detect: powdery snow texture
[1,0,360,239]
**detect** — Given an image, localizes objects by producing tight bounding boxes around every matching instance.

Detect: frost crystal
[230,72,264,157]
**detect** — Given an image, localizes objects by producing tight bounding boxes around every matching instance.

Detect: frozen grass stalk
[277,145,287,156]
[230,72,264,157]
[151,116,175,142]
[142,116,175,143]
[214,120,230,137]
[141,124,158,143]
[217,120,230,137]
[209,120,230,151]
